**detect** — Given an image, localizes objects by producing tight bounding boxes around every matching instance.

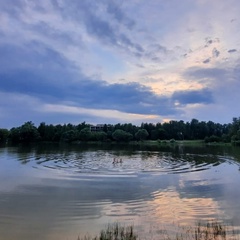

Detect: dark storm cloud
[0,42,176,116]
[172,89,214,105]
[0,69,177,116]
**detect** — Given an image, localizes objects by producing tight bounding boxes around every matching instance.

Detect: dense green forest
[0,117,240,145]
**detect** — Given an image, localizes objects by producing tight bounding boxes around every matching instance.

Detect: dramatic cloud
[0,69,178,116]
[182,63,240,123]
[172,89,214,105]
[1,0,240,127]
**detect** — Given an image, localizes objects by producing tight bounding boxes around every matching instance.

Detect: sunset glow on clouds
[0,0,240,128]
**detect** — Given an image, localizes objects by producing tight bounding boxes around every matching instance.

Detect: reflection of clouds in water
[177,161,240,229]
[0,172,176,239]
[1,146,240,239]
[150,190,223,225]
[100,189,224,239]
[0,183,109,240]
[135,190,225,239]
[0,172,230,240]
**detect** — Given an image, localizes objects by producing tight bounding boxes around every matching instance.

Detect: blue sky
[0,0,240,128]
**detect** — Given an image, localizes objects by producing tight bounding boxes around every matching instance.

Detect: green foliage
[221,134,231,143]
[90,131,108,141]
[38,123,56,141]
[237,129,240,139]
[158,128,168,140]
[61,130,78,142]
[204,135,221,143]
[9,127,21,143]
[230,118,240,145]
[230,117,240,136]
[76,122,89,131]
[79,127,91,141]
[112,129,133,142]
[19,122,40,142]
[9,122,40,143]
[150,129,159,140]
[134,129,149,141]
[38,122,46,140]
[0,128,9,143]
[3,116,240,145]
[233,140,240,146]
[231,134,240,146]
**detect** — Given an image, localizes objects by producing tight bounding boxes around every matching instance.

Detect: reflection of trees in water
[9,143,240,174]
[1,144,240,240]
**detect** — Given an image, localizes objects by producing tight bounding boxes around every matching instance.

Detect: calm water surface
[0,143,240,240]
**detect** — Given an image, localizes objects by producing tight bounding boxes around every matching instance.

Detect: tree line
[0,117,240,145]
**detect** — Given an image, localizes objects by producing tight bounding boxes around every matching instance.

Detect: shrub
[112,130,133,142]
[205,135,221,143]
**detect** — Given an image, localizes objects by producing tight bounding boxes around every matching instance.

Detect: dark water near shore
[0,143,240,240]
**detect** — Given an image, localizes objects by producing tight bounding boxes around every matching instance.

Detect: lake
[0,143,240,240]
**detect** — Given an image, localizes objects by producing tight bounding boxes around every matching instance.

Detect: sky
[0,0,240,128]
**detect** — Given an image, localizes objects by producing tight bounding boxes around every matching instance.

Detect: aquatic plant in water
[78,221,239,240]
[78,223,137,240]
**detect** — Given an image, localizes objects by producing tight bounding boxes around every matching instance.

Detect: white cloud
[0,0,240,127]
[41,103,162,125]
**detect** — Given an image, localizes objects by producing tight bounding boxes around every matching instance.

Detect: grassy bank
[78,222,239,240]
[129,139,233,147]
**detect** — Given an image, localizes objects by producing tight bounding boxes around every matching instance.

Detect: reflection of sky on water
[0,145,240,240]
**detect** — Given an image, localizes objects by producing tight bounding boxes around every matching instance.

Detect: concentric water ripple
[1,145,240,240]
[12,149,233,175]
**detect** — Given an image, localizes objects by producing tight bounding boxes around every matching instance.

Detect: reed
[78,221,239,240]
[78,223,137,240]
[173,221,230,240]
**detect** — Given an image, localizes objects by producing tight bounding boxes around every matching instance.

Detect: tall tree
[135,129,149,141]
[0,128,9,143]
[9,122,40,143]
[112,129,133,142]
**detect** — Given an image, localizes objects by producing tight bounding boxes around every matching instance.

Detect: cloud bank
[0,0,240,127]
